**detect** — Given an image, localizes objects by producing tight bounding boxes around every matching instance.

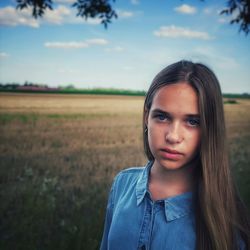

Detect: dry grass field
[0,93,249,250]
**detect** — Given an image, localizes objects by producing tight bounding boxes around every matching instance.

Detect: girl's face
[146,82,201,171]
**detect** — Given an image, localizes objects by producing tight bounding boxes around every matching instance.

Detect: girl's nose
[165,122,183,144]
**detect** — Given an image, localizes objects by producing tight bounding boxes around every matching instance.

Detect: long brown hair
[143,60,249,250]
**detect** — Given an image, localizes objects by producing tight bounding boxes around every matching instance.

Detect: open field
[0,93,249,250]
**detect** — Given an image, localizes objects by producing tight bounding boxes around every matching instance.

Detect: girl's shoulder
[110,165,146,192]
[108,166,146,207]
[114,166,145,183]
[118,166,145,175]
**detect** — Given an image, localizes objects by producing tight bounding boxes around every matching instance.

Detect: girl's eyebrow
[186,114,200,118]
[151,108,200,118]
[151,108,170,115]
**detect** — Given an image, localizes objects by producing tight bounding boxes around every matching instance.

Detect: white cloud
[0,5,101,27]
[45,42,89,49]
[44,5,101,25]
[45,38,109,49]
[0,52,9,58]
[187,46,239,70]
[116,9,134,18]
[203,6,224,16]
[203,7,213,15]
[215,56,239,70]
[122,66,133,70]
[79,18,101,25]
[154,25,213,40]
[218,18,227,23]
[43,5,71,24]
[42,5,101,25]
[131,0,139,5]
[203,6,232,24]
[0,6,39,28]
[58,68,80,74]
[85,39,108,45]
[54,0,75,4]
[105,46,124,52]
[174,4,197,15]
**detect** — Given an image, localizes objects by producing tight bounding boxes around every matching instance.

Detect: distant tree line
[0,81,48,89]
[0,81,249,98]
[0,83,20,90]
[0,82,147,96]
[0,82,75,90]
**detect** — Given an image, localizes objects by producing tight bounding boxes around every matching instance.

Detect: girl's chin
[156,159,185,171]
[155,158,197,171]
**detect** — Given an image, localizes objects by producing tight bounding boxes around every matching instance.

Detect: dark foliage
[16,0,117,28]
[16,0,250,32]
[16,0,53,18]
[72,0,117,28]
[15,0,250,33]
[221,0,250,34]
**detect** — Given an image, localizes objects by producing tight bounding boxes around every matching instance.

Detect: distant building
[16,86,58,91]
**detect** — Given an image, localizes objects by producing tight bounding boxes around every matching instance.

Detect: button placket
[138,198,154,250]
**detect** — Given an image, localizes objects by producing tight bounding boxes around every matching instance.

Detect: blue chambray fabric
[100,161,245,250]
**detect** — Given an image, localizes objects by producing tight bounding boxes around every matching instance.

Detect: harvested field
[0,93,249,250]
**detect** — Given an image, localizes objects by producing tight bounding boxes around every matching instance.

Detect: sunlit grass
[0,93,249,250]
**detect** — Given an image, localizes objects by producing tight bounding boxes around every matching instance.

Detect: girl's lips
[160,148,183,160]
[162,147,183,155]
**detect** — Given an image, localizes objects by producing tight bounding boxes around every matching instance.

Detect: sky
[0,0,249,93]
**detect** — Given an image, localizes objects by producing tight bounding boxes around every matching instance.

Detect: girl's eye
[187,118,200,127]
[157,114,167,121]
[153,114,171,122]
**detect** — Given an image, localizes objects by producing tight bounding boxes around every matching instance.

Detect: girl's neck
[148,160,197,200]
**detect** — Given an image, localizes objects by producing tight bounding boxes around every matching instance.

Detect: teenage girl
[100,60,250,250]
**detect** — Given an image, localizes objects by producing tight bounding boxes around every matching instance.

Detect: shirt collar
[135,161,153,205]
[135,161,194,222]
[164,192,194,221]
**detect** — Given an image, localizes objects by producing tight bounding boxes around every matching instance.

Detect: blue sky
[0,0,249,93]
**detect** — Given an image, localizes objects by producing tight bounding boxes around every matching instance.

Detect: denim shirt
[100,161,246,250]
[100,161,196,250]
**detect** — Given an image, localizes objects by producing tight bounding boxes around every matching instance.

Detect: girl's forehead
[151,83,199,114]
